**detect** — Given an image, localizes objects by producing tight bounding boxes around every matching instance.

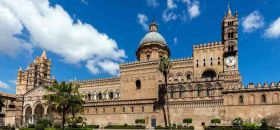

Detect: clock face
[225,56,236,67]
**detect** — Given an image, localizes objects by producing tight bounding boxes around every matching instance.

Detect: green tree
[232,117,244,129]
[183,118,192,128]
[158,56,172,127]
[44,80,84,129]
[211,118,221,126]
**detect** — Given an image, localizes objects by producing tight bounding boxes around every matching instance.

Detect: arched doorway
[34,103,44,124]
[24,106,32,125]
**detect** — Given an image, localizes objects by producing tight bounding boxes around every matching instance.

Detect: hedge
[104,124,145,129]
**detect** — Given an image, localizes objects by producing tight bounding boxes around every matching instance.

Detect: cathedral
[2,6,280,129]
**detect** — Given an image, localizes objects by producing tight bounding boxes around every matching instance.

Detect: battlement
[244,82,280,89]
[72,77,120,85]
[171,57,193,62]
[193,41,223,49]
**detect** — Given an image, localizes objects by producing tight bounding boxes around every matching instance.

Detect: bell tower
[220,5,242,89]
[222,5,238,71]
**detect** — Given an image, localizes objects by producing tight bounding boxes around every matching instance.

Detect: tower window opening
[123,107,126,112]
[147,55,150,61]
[262,94,267,103]
[239,95,244,104]
[113,107,116,113]
[142,106,145,112]
[136,80,141,89]
[109,92,114,99]
[131,107,134,112]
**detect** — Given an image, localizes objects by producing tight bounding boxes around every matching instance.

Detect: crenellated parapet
[193,41,223,50]
[224,81,280,93]
[72,77,120,86]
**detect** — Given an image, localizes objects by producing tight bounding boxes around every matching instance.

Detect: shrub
[35,124,44,130]
[28,124,35,128]
[53,123,61,129]
[232,117,244,129]
[84,125,99,128]
[211,118,221,126]
[36,118,52,128]
[243,122,259,129]
[260,118,268,129]
[183,118,192,127]
[135,119,145,124]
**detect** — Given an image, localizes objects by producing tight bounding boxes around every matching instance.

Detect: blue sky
[0,0,280,94]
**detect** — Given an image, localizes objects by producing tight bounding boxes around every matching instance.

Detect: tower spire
[41,49,47,59]
[227,4,232,16]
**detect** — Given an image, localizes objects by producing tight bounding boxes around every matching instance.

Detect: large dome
[139,32,167,46]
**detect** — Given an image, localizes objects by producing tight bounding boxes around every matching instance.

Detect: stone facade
[8,6,280,129]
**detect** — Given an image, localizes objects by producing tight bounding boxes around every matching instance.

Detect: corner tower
[16,50,52,94]
[136,19,170,62]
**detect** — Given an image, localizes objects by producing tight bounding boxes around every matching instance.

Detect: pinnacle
[41,50,47,59]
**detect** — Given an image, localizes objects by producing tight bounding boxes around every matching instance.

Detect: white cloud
[98,60,120,76]
[183,0,200,19]
[0,80,13,90]
[242,11,264,33]
[167,0,177,9]
[81,0,88,5]
[146,0,159,8]
[0,0,126,76]
[0,4,31,56]
[162,0,200,22]
[162,9,178,22]
[265,17,280,38]
[137,14,149,31]
[173,37,178,45]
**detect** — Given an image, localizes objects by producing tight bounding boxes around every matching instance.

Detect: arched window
[206,87,210,96]
[197,88,201,97]
[170,89,174,98]
[239,95,244,104]
[203,59,206,66]
[109,92,114,99]
[187,74,191,80]
[218,57,221,65]
[146,55,150,61]
[88,94,91,100]
[202,70,216,80]
[136,80,141,89]
[178,86,185,98]
[98,93,102,100]
[262,94,267,103]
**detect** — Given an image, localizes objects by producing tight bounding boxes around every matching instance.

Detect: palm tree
[44,80,84,129]
[158,56,172,127]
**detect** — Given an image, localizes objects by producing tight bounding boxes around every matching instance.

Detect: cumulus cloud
[162,0,200,22]
[0,0,126,76]
[0,4,31,56]
[137,14,149,31]
[265,17,280,38]
[242,11,264,33]
[146,0,159,8]
[0,80,13,90]
[183,0,200,19]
